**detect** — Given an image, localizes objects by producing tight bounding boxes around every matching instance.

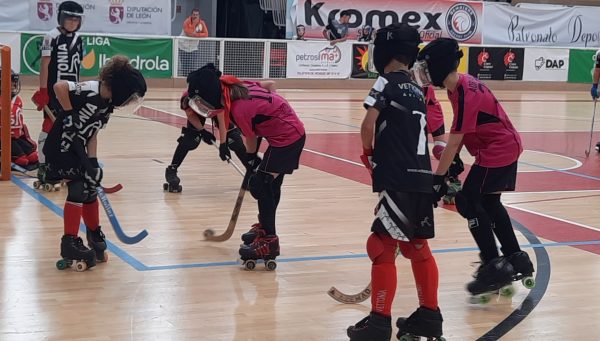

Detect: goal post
[1,45,11,181]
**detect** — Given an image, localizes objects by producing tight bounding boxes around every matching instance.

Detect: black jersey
[41,28,83,107]
[364,71,433,193]
[596,50,600,68]
[44,81,113,161]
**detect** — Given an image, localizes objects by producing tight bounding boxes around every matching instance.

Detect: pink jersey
[424,86,444,135]
[447,74,522,167]
[230,82,305,147]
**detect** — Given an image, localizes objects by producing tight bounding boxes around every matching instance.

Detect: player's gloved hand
[200,129,216,145]
[592,83,599,100]
[84,166,103,187]
[244,153,262,172]
[61,110,79,133]
[432,174,448,207]
[360,148,374,175]
[32,88,49,111]
[219,141,231,161]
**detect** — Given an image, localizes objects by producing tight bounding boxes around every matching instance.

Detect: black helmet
[0,68,20,98]
[415,38,463,88]
[186,63,223,110]
[110,68,147,107]
[369,23,422,74]
[58,1,84,32]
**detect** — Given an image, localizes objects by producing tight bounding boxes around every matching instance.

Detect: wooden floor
[2,86,600,341]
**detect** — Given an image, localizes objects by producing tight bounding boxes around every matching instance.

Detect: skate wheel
[33,181,41,189]
[244,259,256,271]
[43,183,54,192]
[74,261,88,272]
[398,334,414,341]
[469,294,491,305]
[499,284,515,298]
[56,259,68,270]
[265,260,277,271]
[522,276,536,289]
[203,229,214,238]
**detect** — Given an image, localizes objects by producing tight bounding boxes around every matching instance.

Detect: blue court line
[11,175,600,271]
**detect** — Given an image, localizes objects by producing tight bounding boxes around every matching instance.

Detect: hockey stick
[97,186,148,244]
[328,282,372,304]
[10,163,37,178]
[43,105,56,122]
[203,183,246,242]
[585,100,597,157]
[211,143,244,176]
[102,183,123,194]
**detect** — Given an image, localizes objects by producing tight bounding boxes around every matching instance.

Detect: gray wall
[171,0,217,36]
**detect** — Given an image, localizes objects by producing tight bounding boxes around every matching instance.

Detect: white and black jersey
[41,28,83,109]
[364,70,433,194]
[44,81,113,163]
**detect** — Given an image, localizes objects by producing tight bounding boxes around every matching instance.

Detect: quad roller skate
[442,177,462,205]
[506,251,536,290]
[347,312,392,341]
[396,306,445,341]
[595,141,600,152]
[86,226,108,262]
[239,235,279,271]
[33,164,61,192]
[163,165,182,193]
[240,222,265,246]
[467,257,515,304]
[56,235,96,272]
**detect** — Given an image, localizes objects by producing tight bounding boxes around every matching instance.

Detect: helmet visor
[412,60,432,87]
[11,74,20,96]
[189,95,222,118]
[367,42,377,74]
[113,93,144,115]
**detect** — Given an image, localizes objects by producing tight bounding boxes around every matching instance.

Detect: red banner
[296,0,483,44]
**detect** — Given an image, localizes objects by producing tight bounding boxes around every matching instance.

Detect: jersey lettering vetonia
[41,28,83,102]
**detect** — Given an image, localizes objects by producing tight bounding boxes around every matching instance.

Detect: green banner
[21,33,173,78]
[567,49,597,83]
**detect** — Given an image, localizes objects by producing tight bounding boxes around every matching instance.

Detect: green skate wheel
[56,259,68,270]
[265,260,277,271]
[244,259,256,271]
[398,335,412,341]
[522,276,536,289]
[499,284,515,298]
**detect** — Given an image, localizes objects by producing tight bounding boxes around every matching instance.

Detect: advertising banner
[522,48,569,81]
[0,0,29,31]
[29,0,171,36]
[567,49,598,83]
[483,3,600,48]
[0,33,22,73]
[296,0,483,44]
[21,33,173,78]
[286,41,352,78]
[468,47,525,81]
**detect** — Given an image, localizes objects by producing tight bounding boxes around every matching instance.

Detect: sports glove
[32,88,49,111]
[84,165,103,187]
[432,174,448,207]
[219,142,231,161]
[360,148,374,175]
[591,83,599,100]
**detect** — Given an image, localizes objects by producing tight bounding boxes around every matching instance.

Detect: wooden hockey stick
[102,183,123,194]
[43,105,56,122]
[97,186,148,244]
[204,184,246,242]
[328,282,372,304]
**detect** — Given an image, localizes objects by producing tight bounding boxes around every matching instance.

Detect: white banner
[522,48,569,81]
[0,33,22,73]
[29,0,171,36]
[0,1,29,31]
[483,3,600,48]
[286,41,352,79]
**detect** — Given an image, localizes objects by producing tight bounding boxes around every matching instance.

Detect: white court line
[519,150,582,173]
[303,148,363,166]
[505,204,600,233]
[505,189,600,195]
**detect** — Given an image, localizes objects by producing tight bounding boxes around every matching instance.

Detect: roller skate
[239,235,279,271]
[163,165,182,193]
[86,226,108,262]
[467,257,515,304]
[56,235,96,272]
[506,251,535,289]
[346,312,392,341]
[595,141,600,152]
[442,177,461,205]
[240,222,265,246]
[33,163,61,192]
[396,306,445,341]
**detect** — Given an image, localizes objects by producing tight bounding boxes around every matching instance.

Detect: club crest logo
[109,0,125,24]
[446,3,478,42]
[37,0,53,21]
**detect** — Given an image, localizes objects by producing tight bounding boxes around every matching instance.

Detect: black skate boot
[57,235,96,272]
[506,251,535,289]
[241,222,265,245]
[467,257,515,304]
[396,306,445,341]
[86,226,108,262]
[163,165,182,193]
[347,312,392,341]
[34,163,61,192]
[239,235,279,271]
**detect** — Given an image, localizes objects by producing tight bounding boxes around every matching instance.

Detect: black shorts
[463,161,518,195]
[259,135,305,174]
[46,152,86,181]
[371,191,435,241]
[430,125,445,138]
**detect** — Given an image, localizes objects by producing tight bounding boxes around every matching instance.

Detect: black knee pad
[248,171,274,200]
[456,191,490,229]
[177,127,201,151]
[226,127,246,155]
[66,180,86,203]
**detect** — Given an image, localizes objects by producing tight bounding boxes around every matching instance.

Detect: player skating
[44,56,146,271]
[346,24,444,341]
[186,64,305,270]
[414,38,535,303]
[32,1,84,191]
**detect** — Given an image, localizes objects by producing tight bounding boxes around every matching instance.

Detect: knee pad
[366,233,397,264]
[448,154,464,178]
[177,127,201,151]
[66,180,86,203]
[226,128,246,155]
[248,171,274,200]
[432,141,446,160]
[398,240,432,262]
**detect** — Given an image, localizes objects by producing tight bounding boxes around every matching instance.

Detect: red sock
[411,245,439,310]
[368,234,398,317]
[64,201,82,236]
[82,199,100,231]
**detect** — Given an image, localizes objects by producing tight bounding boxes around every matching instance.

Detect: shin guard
[367,233,397,317]
[399,240,439,310]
